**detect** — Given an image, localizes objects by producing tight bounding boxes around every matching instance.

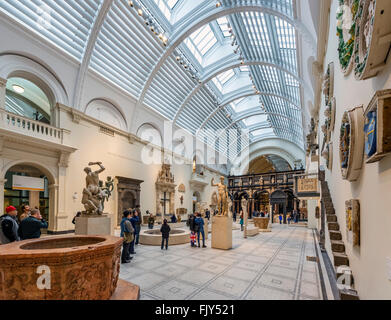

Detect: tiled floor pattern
[119,224,324,300]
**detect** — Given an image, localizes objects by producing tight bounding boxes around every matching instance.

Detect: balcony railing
[1,110,64,144]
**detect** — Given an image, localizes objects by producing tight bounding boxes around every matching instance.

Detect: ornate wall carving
[0,235,122,300]
[354,0,391,80]
[339,106,365,181]
[337,0,360,75]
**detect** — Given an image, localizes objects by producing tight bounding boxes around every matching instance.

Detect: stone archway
[116,177,143,226]
[1,160,57,230]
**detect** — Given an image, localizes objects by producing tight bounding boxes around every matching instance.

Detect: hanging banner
[12,175,45,192]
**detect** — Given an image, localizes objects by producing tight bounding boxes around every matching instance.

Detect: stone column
[48,184,59,232]
[0,179,7,212]
[242,199,248,239]
[0,78,7,110]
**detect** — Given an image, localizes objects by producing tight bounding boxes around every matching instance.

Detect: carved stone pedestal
[211,215,232,250]
[75,215,112,235]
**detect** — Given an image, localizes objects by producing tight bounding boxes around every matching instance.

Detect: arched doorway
[3,162,55,230]
[270,189,288,224]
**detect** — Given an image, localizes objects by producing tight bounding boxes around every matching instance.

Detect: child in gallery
[190,231,196,247]
[240,211,244,231]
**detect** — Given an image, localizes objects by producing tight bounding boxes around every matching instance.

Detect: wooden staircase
[320,178,360,300]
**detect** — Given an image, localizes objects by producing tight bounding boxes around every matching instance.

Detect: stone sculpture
[211,176,229,216]
[81,162,106,215]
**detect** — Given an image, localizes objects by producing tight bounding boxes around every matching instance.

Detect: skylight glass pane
[244,115,268,126]
[217,69,234,84]
[252,128,274,136]
[190,25,217,55]
[217,17,230,37]
[240,66,249,72]
[166,0,179,9]
[154,0,171,19]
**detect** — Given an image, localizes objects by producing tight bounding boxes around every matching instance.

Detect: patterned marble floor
[119,224,326,300]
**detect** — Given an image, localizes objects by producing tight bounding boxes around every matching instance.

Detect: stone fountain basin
[139,228,190,246]
[0,235,123,300]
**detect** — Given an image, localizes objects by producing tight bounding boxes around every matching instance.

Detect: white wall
[318,0,391,299]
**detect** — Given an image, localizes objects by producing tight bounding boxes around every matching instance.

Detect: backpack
[194,220,200,232]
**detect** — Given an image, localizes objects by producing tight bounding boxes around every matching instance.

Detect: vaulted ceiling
[0,0,316,163]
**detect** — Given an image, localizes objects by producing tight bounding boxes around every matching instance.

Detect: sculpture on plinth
[81,162,107,215]
[211,176,228,216]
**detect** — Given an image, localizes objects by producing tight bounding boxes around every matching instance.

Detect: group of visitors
[252,210,267,218]
[0,204,48,245]
[120,206,142,264]
[187,212,207,248]
[278,211,299,224]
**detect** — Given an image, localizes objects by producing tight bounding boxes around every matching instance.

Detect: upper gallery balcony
[0,109,65,145]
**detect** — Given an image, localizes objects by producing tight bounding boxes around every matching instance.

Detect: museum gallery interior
[0,0,390,301]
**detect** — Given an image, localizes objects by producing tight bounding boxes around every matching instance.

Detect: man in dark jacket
[160,219,171,250]
[133,208,141,245]
[129,211,138,254]
[194,213,207,248]
[19,208,48,240]
[0,206,20,244]
[187,214,195,232]
[120,210,134,264]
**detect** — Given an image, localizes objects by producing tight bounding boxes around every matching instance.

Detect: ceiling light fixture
[12,84,24,94]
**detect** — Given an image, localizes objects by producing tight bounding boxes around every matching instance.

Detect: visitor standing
[19,208,48,240]
[240,211,244,231]
[279,214,283,224]
[147,211,155,229]
[195,213,207,248]
[187,213,195,232]
[72,211,82,225]
[190,231,196,247]
[19,204,31,222]
[205,208,210,221]
[233,210,237,222]
[120,210,134,264]
[129,211,137,254]
[133,209,141,245]
[287,214,291,224]
[0,206,20,244]
[171,214,177,223]
[160,219,171,250]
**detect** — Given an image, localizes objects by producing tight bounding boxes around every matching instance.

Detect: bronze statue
[211,176,229,216]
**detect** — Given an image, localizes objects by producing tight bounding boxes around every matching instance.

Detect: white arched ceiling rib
[200,110,303,153]
[72,0,113,110]
[221,107,303,131]
[173,60,305,125]
[129,2,316,131]
[196,89,301,135]
[222,126,304,158]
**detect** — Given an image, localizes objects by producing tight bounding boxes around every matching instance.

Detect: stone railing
[0,110,64,144]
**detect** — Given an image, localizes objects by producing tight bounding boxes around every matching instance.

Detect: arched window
[5,77,51,123]
[85,99,127,131]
